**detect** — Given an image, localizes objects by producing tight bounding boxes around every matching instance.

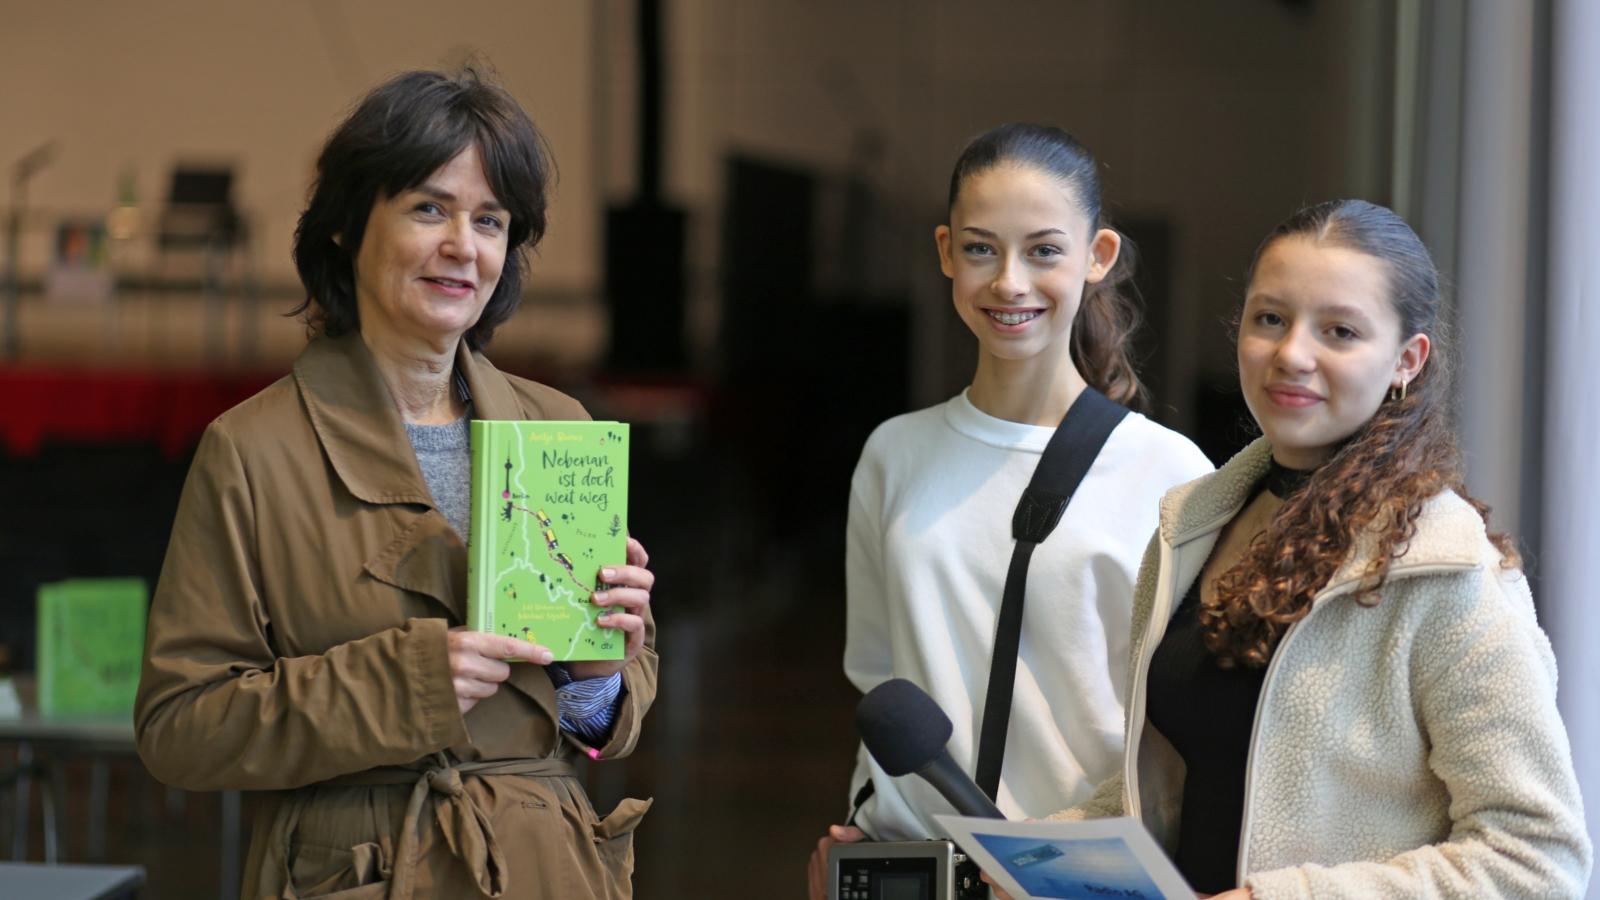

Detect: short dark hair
[291,68,554,349]
[946,123,1146,407]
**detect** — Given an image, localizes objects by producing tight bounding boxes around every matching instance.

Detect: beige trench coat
[135,332,657,899]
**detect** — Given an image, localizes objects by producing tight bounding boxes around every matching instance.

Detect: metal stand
[3,143,56,360]
[2,742,60,863]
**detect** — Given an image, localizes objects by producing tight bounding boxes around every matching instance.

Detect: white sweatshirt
[844,389,1212,840]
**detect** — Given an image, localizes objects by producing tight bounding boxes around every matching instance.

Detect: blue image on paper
[971,834,1163,900]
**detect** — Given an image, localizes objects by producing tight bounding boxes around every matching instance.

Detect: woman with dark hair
[991,199,1590,898]
[135,69,656,899]
[808,123,1211,898]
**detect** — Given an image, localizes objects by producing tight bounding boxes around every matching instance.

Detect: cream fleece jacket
[1055,437,1591,899]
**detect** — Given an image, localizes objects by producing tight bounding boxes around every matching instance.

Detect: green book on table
[467,420,629,662]
[36,577,147,716]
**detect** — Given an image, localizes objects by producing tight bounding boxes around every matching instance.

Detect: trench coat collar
[292,332,573,751]
[453,335,527,421]
[292,331,527,506]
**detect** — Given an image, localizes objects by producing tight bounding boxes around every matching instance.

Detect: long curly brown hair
[1198,200,1519,669]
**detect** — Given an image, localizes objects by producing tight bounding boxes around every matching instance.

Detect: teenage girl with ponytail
[988,199,1590,899]
[807,123,1212,899]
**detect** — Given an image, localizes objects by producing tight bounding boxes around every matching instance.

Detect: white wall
[1,0,600,294]
[1454,0,1538,537]
[5,0,1395,410]
[1543,0,1600,889]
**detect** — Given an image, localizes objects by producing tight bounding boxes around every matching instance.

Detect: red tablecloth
[0,367,279,457]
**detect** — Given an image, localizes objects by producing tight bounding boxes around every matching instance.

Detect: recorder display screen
[873,871,931,900]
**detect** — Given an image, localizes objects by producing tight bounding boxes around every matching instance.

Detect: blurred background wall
[0,0,603,293]
[0,1,1592,897]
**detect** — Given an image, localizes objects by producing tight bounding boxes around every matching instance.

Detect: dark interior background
[0,2,1431,896]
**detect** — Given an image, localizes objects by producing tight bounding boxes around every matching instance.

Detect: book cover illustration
[468,420,629,662]
[935,815,1194,900]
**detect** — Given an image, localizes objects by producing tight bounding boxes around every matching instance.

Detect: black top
[1259,457,1314,500]
[1143,458,1310,893]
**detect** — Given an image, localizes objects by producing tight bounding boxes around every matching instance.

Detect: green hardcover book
[36,577,148,716]
[467,420,629,662]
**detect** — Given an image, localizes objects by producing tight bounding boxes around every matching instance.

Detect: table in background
[0,861,144,899]
[0,709,240,899]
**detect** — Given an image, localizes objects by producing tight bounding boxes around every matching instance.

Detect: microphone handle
[916,750,1005,819]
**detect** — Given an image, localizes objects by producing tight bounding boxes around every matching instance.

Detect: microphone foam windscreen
[856,678,955,777]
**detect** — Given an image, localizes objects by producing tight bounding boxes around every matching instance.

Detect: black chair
[154,166,247,296]
[152,164,260,361]
[156,167,242,254]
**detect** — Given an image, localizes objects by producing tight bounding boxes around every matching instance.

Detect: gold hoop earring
[1390,381,1408,402]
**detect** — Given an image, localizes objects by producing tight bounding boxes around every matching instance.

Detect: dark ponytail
[947,123,1147,407]
[1073,236,1143,406]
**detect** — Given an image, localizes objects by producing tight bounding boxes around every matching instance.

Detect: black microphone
[857,678,1005,820]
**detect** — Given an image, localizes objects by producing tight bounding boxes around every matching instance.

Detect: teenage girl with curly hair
[991,199,1591,899]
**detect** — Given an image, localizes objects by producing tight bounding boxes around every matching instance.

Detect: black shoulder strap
[972,387,1129,800]
[846,779,873,829]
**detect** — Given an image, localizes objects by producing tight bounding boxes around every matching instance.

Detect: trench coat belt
[321,753,579,900]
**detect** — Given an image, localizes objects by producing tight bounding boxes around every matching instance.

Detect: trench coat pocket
[592,796,653,874]
[287,839,392,898]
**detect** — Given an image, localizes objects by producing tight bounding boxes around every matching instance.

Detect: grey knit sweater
[403,415,471,539]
